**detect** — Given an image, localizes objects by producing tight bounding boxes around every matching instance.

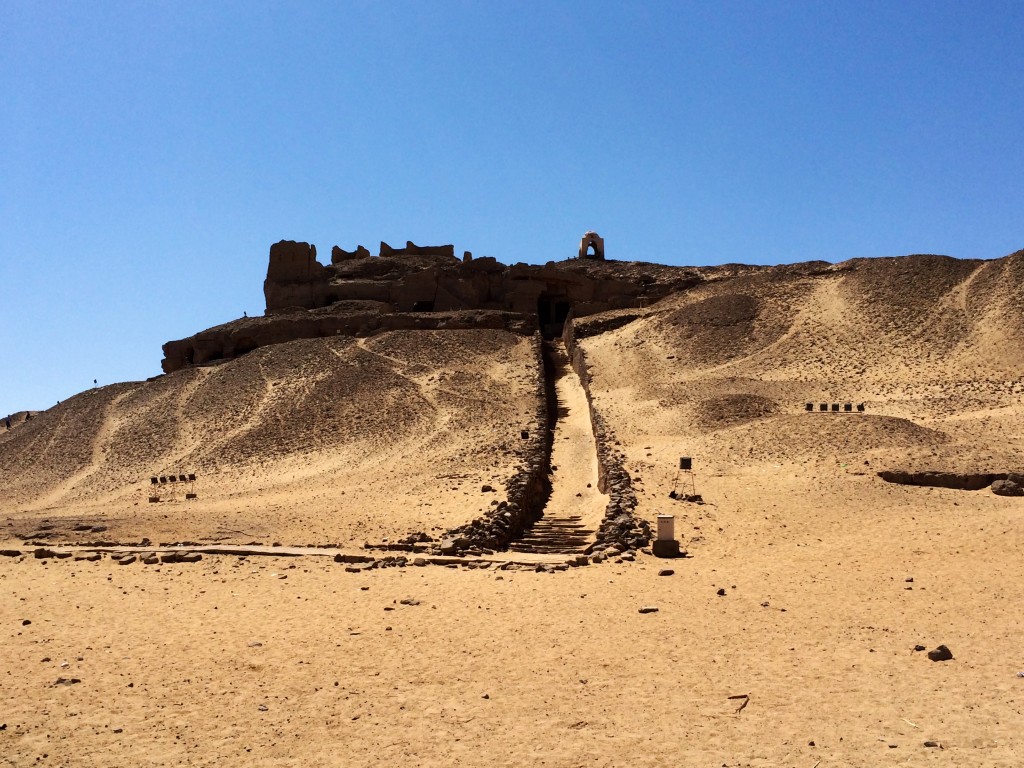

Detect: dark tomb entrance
[537,294,571,338]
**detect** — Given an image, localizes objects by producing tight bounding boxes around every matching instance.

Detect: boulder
[992,478,1024,496]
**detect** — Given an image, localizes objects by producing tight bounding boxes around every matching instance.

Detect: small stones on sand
[927,645,953,662]
[716,587,726,596]
[179,553,202,563]
[658,569,675,576]
[52,678,81,686]
[638,606,659,614]
[399,598,420,606]
[481,484,494,493]
[74,553,101,562]
[21,619,31,626]
[142,555,160,565]
[0,549,22,557]
[923,741,941,748]
[913,644,927,652]
[116,555,136,566]
[413,558,427,567]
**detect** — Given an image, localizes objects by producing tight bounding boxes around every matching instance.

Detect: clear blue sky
[2,1,1022,414]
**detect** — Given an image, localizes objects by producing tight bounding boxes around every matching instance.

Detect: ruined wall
[563,317,652,553]
[167,239,702,374]
[263,241,326,310]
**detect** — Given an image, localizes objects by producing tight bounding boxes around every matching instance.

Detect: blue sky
[2,1,1022,413]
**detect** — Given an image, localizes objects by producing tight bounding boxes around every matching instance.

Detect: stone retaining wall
[563,316,652,552]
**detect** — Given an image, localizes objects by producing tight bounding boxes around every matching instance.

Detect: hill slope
[0,330,537,546]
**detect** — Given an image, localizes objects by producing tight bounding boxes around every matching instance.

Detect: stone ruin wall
[162,239,687,374]
[262,240,655,318]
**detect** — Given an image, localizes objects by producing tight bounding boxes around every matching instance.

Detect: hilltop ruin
[161,237,700,373]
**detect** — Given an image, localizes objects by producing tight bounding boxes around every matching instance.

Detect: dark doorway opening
[538,294,571,338]
[412,300,435,312]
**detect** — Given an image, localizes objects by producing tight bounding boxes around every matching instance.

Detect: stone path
[510,341,607,554]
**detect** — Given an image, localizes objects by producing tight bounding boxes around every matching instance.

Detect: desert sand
[2,252,1023,766]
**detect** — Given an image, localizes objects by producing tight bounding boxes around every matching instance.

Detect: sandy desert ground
[2,252,1023,766]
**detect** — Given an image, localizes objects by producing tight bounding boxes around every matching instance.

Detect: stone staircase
[508,514,595,555]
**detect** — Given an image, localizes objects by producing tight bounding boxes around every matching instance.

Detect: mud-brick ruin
[161,235,700,373]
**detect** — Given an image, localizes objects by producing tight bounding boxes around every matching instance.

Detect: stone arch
[579,231,604,260]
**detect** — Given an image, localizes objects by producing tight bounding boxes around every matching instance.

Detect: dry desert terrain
[2,252,1023,766]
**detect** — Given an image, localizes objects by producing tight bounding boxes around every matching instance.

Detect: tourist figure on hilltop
[4,415,10,429]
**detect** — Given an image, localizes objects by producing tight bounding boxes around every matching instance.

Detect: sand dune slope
[0,330,537,546]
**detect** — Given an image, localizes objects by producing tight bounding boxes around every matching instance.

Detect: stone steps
[509,515,594,555]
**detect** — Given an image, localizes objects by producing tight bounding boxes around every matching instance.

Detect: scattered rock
[638,606,659,614]
[52,678,81,686]
[913,644,927,652]
[117,555,136,566]
[716,588,726,596]
[658,569,674,576]
[33,548,56,559]
[481,485,494,493]
[991,478,1024,496]
[74,553,101,562]
[923,741,941,748]
[142,555,160,565]
[21,619,31,626]
[413,557,427,567]
[438,538,459,556]
[927,645,953,662]
[0,549,22,557]
[179,553,202,563]
[399,599,421,606]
